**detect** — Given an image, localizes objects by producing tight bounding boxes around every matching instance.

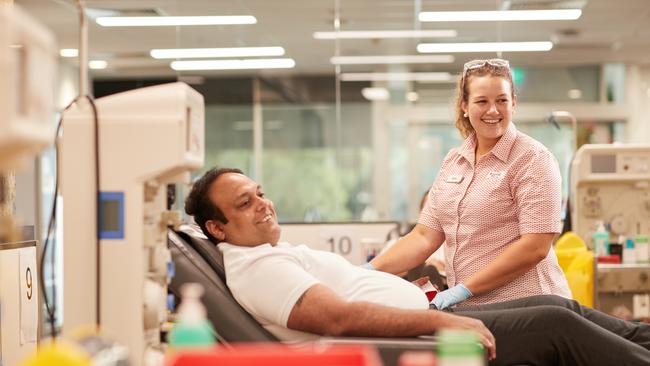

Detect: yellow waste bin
[555,232,594,307]
[565,251,594,307]
[555,232,587,272]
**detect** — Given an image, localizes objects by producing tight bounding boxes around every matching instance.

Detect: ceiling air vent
[505,0,588,10]
[86,7,165,18]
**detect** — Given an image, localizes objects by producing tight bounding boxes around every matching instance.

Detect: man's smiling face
[205,172,281,247]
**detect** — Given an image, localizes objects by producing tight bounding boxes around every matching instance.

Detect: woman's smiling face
[461,75,517,149]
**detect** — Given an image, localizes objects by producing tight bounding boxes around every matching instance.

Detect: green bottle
[437,330,485,366]
[168,283,216,348]
[592,221,610,257]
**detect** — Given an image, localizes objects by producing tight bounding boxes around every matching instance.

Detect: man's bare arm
[286,284,496,360]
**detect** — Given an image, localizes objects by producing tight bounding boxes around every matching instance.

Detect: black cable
[86,95,101,326]
[39,116,61,340]
[40,95,81,339]
[545,114,577,235]
[39,94,100,340]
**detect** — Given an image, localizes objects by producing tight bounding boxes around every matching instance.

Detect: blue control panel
[99,192,124,239]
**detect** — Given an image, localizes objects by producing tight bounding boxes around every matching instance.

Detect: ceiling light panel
[313,29,457,39]
[151,47,285,59]
[340,72,454,82]
[417,41,553,53]
[170,58,296,71]
[88,60,108,69]
[361,87,390,101]
[331,55,454,65]
[60,48,79,57]
[419,9,582,22]
[406,92,419,102]
[96,15,257,27]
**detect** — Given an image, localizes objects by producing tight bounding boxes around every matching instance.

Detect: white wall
[625,65,650,144]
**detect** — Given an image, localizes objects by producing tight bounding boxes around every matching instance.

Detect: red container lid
[597,254,621,264]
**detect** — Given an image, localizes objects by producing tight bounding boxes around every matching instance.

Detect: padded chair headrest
[175,224,226,281]
[168,227,278,342]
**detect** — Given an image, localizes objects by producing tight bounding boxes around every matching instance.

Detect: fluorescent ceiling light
[406,92,419,102]
[85,8,119,18]
[331,55,454,65]
[96,15,257,27]
[361,87,390,101]
[419,9,582,22]
[567,89,582,99]
[88,60,108,69]
[313,29,457,39]
[340,72,453,82]
[151,47,285,59]
[417,41,553,53]
[60,48,79,57]
[170,58,296,71]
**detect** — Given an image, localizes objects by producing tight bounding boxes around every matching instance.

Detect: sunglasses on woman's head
[461,59,511,90]
[463,59,510,74]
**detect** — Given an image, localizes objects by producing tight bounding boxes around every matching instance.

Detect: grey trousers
[449,295,650,366]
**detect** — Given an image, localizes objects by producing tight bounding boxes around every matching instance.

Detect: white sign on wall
[280,222,399,265]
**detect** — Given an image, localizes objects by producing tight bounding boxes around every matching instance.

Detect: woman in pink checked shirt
[370,59,571,309]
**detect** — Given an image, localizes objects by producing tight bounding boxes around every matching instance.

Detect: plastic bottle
[592,221,609,257]
[608,235,626,260]
[623,238,637,264]
[168,283,216,348]
[636,234,649,264]
[437,330,485,366]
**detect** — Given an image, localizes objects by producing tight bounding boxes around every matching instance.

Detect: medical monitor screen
[591,154,616,174]
[100,200,119,232]
[99,192,124,239]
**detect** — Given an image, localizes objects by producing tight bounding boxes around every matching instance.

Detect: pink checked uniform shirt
[418,123,571,307]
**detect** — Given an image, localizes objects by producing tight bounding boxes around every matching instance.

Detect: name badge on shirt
[488,171,505,179]
[445,175,464,184]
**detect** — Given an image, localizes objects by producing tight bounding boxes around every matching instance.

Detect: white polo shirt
[220,242,430,342]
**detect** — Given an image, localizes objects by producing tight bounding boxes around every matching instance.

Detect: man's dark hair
[185,167,243,243]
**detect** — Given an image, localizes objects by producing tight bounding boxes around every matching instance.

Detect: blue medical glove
[431,283,472,310]
[361,262,376,270]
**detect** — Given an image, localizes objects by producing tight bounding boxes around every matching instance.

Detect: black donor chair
[167,225,439,366]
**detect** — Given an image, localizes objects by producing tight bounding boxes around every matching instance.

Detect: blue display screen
[99,192,124,239]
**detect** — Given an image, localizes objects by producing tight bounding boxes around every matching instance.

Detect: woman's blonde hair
[453,63,515,138]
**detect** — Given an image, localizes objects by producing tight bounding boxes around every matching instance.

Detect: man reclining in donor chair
[184,167,650,366]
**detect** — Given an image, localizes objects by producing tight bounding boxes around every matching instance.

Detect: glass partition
[259,77,373,221]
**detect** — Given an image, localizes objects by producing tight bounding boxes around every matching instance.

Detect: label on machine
[19,248,37,344]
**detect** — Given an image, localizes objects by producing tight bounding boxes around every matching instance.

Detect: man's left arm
[286,283,497,360]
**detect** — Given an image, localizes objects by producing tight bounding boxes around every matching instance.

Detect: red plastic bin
[167,342,383,366]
